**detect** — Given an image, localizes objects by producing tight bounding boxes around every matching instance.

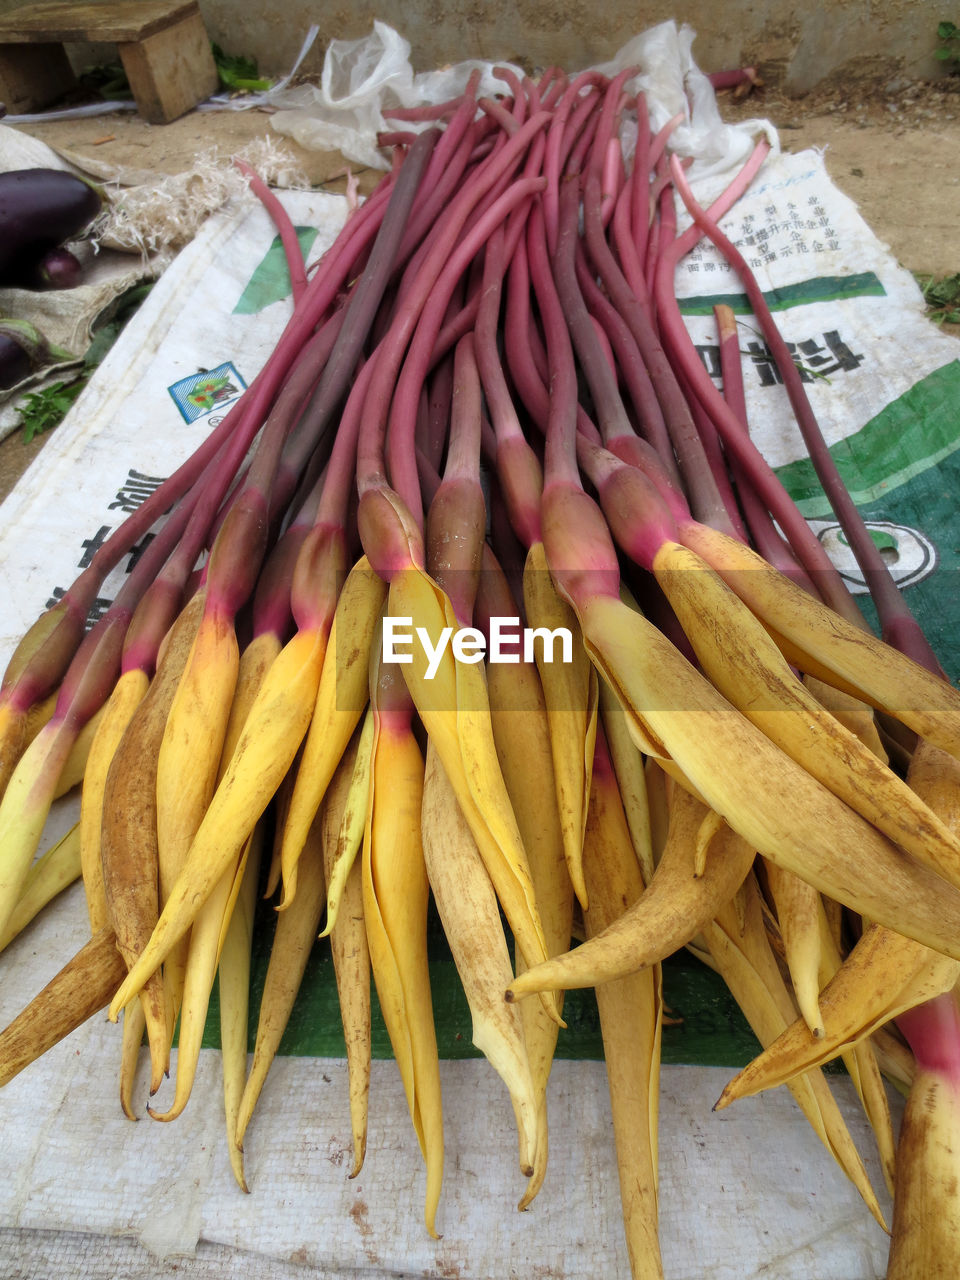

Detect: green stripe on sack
[196,886,761,1065]
[775,359,960,518]
[233,226,320,314]
[678,271,886,316]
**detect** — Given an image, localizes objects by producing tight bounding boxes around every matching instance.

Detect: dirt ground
[722,73,960,278]
[0,71,958,498]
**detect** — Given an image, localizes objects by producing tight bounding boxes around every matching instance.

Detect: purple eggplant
[4,246,84,291]
[0,169,101,283]
[0,333,32,388]
[0,319,73,390]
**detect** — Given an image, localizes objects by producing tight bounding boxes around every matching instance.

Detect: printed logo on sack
[811,520,938,594]
[168,362,246,425]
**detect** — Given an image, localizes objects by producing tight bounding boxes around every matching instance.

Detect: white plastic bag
[269,19,775,181]
[269,19,524,168]
[268,21,418,169]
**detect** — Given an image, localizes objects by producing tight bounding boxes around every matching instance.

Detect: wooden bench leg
[117,10,219,125]
[0,42,75,114]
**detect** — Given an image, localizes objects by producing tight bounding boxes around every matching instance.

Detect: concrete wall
[194,0,947,94]
[0,0,947,97]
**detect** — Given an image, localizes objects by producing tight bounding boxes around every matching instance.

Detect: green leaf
[17,280,152,444]
[212,42,272,93]
[19,378,89,442]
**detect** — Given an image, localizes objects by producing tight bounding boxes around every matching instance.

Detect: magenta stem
[714,305,816,587]
[572,241,678,483]
[387,176,545,526]
[552,174,635,449]
[235,159,308,305]
[670,153,941,668]
[581,169,733,534]
[630,91,651,256]
[355,111,550,506]
[611,166,647,307]
[526,199,580,490]
[542,71,607,251]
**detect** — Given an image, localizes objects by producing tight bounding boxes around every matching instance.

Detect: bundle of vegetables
[0,62,959,1277]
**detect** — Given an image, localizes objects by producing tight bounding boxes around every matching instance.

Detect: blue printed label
[168,362,246,424]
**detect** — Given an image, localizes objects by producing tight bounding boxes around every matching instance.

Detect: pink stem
[234,158,308,305]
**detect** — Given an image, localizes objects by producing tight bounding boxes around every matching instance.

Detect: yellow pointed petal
[149,853,242,1124]
[422,741,540,1178]
[220,825,262,1192]
[692,807,724,880]
[80,668,150,934]
[361,704,443,1237]
[389,565,551,985]
[154,606,239,1046]
[655,539,960,889]
[523,540,597,907]
[507,784,755,999]
[119,997,146,1121]
[0,927,127,1088]
[319,708,375,939]
[679,520,960,754]
[235,809,327,1150]
[156,605,239,898]
[763,860,826,1039]
[705,876,886,1229]
[320,737,370,1179]
[0,820,81,954]
[719,739,960,1108]
[582,744,663,1279]
[718,923,959,1107]
[846,1037,897,1199]
[576,591,960,964]
[487,648,572,1208]
[599,680,655,886]
[280,557,385,904]
[100,592,205,1092]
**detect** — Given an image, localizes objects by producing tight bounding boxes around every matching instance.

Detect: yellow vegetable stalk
[484,556,573,1208]
[0,821,81,955]
[278,557,386,905]
[79,668,149,933]
[361,649,444,1237]
[150,629,281,1122]
[218,824,262,1191]
[583,730,663,1279]
[234,806,327,1154]
[321,728,371,1179]
[703,874,886,1228]
[422,740,540,1178]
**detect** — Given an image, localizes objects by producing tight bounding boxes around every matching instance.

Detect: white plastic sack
[269,19,775,181]
[269,20,528,169]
